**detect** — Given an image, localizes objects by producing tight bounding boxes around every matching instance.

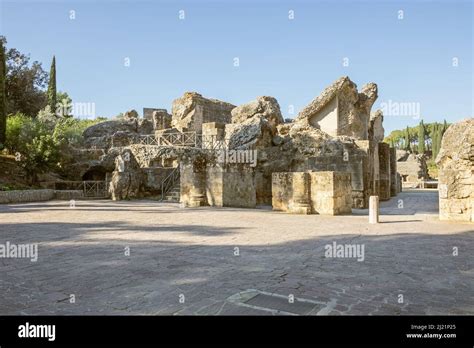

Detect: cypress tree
[432,123,442,160]
[0,40,6,146]
[418,120,425,154]
[442,119,448,135]
[437,124,445,157]
[404,126,411,151]
[47,56,56,114]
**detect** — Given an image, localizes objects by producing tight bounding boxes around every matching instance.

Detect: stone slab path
[0,190,472,315]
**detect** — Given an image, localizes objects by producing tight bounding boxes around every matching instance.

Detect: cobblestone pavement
[0,190,472,315]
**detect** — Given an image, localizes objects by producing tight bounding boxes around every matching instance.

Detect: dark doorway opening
[82,167,106,181]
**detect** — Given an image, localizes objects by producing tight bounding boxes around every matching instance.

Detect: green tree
[56,91,73,118]
[47,56,56,114]
[4,113,59,184]
[4,112,31,153]
[418,120,425,154]
[431,123,443,160]
[0,36,48,117]
[0,40,6,146]
[385,121,451,156]
[442,119,448,134]
[404,126,411,151]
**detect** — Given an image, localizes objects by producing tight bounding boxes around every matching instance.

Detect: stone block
[271,171,352,215]
[180,161,208,207]
[272,172,293,212]
[288,172,311,214]
[222,166,256,208]
[171,92,235,133]
[204,163,256,208]
[310,171,352,215]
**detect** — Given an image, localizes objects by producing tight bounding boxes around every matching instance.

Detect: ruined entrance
[82,166,107,181]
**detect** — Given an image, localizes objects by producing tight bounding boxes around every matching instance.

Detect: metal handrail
[200,134,228,150]
[159,131,199,147]
[54,180,108,198]
[136,132,229,150]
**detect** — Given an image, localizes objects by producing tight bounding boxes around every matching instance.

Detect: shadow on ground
[0,218,472,315]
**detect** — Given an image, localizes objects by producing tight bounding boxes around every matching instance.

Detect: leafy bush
[4,112,107,183]
[5,113,38,153]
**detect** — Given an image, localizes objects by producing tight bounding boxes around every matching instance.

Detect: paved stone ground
[0,190,472,315]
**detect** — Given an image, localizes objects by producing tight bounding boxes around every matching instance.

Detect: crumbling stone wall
[171,92,235,133]
[397,151,428,184]
[151,109,172,131]
[296,76,377,139]
[436,118,473,222]
[77,75,397,213]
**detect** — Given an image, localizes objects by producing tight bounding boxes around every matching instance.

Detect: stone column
[378,143,391,201]
[180,159,208,207]
[369,195,379,224]
[389,147,397,197]
[289,172,312,214]
[188,168,207,207]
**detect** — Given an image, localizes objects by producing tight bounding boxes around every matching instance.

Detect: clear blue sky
[1,0,472,133]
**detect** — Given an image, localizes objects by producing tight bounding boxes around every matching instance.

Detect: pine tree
[0,40,6,146]
[47,56,56,114]
[418,120,425,154]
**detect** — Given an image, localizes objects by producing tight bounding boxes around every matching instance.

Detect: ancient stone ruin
[75,76,401,215]
[436,118,474,222]
[396,150,428,187]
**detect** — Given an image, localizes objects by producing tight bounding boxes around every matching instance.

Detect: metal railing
[54,181,108,198]
[83,181,108,197]
[200,134,229,150]
[160,131,199,147]
[137,132,229,150]
[160,167,180,201]
[138,135,160,146]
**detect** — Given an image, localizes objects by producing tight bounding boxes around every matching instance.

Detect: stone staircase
[163,182,180,202]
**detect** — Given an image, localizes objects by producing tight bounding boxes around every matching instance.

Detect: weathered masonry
[436,118,474,222]
[75,76,401,215]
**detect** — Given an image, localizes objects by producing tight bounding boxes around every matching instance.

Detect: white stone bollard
[369,195,379,224]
